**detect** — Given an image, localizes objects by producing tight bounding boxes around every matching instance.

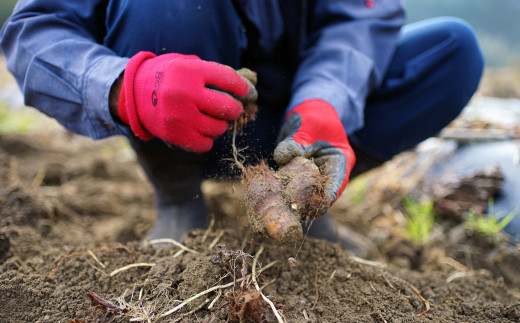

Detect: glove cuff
[119,51,157,140]
[117,81,129,125]
[288,98,339,119]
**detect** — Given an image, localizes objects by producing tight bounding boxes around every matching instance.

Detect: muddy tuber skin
[243,162,303,244]
[278,157,330,219]
[243,157,330,244]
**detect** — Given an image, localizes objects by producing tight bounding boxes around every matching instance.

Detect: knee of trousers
[436,17,485,111]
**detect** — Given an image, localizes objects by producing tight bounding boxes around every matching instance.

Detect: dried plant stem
[208,230,225,250]
[351,256,386,268]
[109,263,156,277]
[302,309,309,320]
[255,260,278,276]
[407,281,430,316]
[172,299,211,322]
[328,269,337,284]
[86,260,107,276]
[446,271,474,283]
[231,120,246,172]
[208,289,222,310]
[148,238,199,254]
[201,216,216,243]
[251,245,264,283]
[87,249,106,268]
[377,312,388,323]
[173,249,184,258]
[48,246,133,277]
[252,281,285,323]
[129,316,151,323]
[442,256,471,272]
[260,278,277,291]
[160,260,279,319]
[251,246,285,323]
[161,281,236,318]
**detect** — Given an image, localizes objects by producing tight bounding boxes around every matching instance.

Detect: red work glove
[273,99,356,214]
[118,51,250,152]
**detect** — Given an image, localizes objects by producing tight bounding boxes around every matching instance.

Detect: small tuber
[231,68,258,130]
[243,157,330,244]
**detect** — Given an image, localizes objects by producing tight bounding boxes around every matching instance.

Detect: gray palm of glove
[273,100,356,214]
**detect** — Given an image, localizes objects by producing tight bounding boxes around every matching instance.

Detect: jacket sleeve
[0,0,129,139]
[288,0,406,135]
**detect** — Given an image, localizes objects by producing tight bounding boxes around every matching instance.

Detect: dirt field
[1,54,520,322]
[0,112,519,322]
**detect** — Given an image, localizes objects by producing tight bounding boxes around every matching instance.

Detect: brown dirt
[0,122,519,323]
[479,67,520,99]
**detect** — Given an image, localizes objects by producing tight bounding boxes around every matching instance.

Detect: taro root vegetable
[243,157,330,244]
[243,162,303,244]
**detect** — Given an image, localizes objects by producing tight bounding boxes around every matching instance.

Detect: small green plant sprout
[402,197,435,245]
[465,200,517,245]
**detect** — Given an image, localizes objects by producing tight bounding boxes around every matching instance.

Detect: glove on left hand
[273,99,356,215]
[117,51,250,152]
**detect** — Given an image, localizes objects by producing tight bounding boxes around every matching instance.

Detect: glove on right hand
[118,51,250,152]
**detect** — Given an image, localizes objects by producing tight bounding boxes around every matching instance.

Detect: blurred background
[0,0,16,30]
[405,0,520,68]
[405,0,520,98]
[1,0,519,97]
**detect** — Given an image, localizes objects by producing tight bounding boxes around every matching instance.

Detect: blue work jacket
[0,0,405,140]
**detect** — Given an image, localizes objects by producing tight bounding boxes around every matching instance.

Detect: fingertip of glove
[228,99,245,120]
[240,78,256,100]
[273,140,300,165]
[234,74,251,97]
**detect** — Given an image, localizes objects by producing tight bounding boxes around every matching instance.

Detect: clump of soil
[0,128,519,322]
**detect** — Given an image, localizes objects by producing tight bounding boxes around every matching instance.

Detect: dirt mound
[0,131,519,322]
